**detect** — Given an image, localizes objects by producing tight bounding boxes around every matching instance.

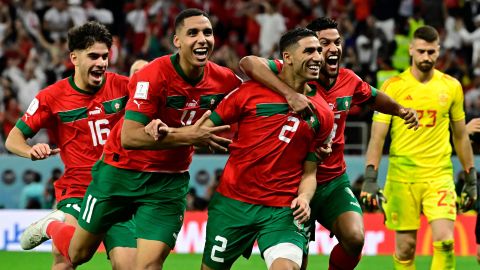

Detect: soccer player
[363,25,477,270]
[239,17,418,270]
[5,21,136,270]
[201,27,334,270]
[19,8,242,269]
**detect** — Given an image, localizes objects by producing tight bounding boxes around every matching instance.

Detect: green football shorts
[78,160,189,248]
[202,193,310,269]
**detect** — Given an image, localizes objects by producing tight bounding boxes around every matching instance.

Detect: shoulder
[38,78,69,99]
[382,73,405,90]
[436,70,462,88]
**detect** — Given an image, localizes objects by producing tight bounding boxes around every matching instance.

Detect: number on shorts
[211,235,227,263]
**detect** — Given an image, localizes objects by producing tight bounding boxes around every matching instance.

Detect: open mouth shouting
[90,69,105,85]
[325,55,339,74]
[193,47,209,62]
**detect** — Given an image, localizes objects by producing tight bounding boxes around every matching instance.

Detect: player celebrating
[239,17,418,270]
[6,22,136,270]
[364,25,477,270]
[201,27,334,270]
[19,8,241,270]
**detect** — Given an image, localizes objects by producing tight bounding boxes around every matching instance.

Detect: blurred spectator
[44,168,62,209]
[16,0,40,39]
[68,0,87,27]
[251,1,286,58]
[0,96,21,141]
[376,57,400,89]
[126,0,148,56]
[372,0,399,42]
[43,0,74,42]
[19,170,44,209]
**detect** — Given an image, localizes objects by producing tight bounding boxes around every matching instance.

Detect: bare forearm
[239,56,296,99]
[5,127,32,158]
[365,122,389,169]
[453,133,475,170]
[121,120,194,150]
[297,162,317,202]
[371,92,403,117]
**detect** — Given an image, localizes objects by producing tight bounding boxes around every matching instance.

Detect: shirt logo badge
[134,81,149,100]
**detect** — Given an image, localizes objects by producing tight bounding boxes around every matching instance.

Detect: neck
[73,72,94,93]
[319,72,335,86]
[410,66,434,83]
[178,54,203,79]
[278,69,308,94]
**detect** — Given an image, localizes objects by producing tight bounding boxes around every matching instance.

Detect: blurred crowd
[1,0,480,152]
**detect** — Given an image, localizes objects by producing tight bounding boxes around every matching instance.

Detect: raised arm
[239,55,312,114]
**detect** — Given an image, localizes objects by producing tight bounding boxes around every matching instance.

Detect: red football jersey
[102,54,242,172]
[212,80,334,207]
[270,60,376,184]
[16,72,129,202]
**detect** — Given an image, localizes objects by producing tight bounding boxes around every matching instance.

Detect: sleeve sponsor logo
[134,82,149,100]
[26,98,39,116]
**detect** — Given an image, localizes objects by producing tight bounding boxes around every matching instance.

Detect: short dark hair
[306,17,338,32]
[413,25,439,42]
[67,21,112,52]
[279,28,317,53]
[174,8,210,34]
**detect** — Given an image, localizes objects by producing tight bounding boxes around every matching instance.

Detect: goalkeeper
[362,25,477,270]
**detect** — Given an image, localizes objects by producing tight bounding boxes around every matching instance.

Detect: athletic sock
[393,254,415,270]
[328,243,361,270]
[431,240,454,270]
[46,221,75,264]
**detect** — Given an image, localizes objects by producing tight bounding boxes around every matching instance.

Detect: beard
[416,61,434,72]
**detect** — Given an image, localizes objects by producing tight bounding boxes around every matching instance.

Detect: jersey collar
[170,53,204,86]
[68,74,105,95]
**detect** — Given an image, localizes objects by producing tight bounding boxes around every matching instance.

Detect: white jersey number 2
[278,116,300,143]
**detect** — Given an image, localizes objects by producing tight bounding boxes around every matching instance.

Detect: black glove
[460,167,478,212]
[360,165,386,212]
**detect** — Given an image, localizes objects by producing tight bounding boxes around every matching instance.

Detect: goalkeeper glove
[360,165,386,212]
[460,167,477,212]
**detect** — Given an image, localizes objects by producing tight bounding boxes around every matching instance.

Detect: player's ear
[70,51,78,66]
[173,34,180,49]
[283,51,292,65]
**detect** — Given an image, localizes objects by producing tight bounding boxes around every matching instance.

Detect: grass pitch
[0,251,477,269]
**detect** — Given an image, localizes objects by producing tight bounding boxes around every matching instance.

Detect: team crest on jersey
[134,81,149,100]
[438,93,449,107]
[112,101,121,112]
[26,98,39,116]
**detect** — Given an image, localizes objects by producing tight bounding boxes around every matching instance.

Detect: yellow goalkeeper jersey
[373,68,465,182]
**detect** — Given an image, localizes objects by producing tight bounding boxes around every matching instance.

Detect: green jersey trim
[170,54,204,86]
[267,60,280,74]
[256,103,289,116]
[166,96,187,109]
[15,119,36,138]
[305,152,319,162]
[370,85,378,97]
[125,110,150,125]
[306,83,317,97]
[335,96,353,111]
[103,96,128,114]
[58,107,88,123]
[209,111,223,126]
[200,94,225,109]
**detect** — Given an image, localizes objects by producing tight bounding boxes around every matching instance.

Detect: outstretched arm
[370,91,418,129]
[239,55,312,114]
[5,127,60,160]
[123,111,231,152]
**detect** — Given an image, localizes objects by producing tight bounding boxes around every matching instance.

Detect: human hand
[291,197,311,224]
[190,110,232,153]
[467,118,480,136]
[286,92,315,119]
[315,143,332,162]
[360,165,386,212]
[399,108,419,130]
[29,144,60,160]
[460,167,477,212]
[144,119,169,141]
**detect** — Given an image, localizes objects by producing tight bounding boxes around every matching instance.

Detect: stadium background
[0,0,480,268]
